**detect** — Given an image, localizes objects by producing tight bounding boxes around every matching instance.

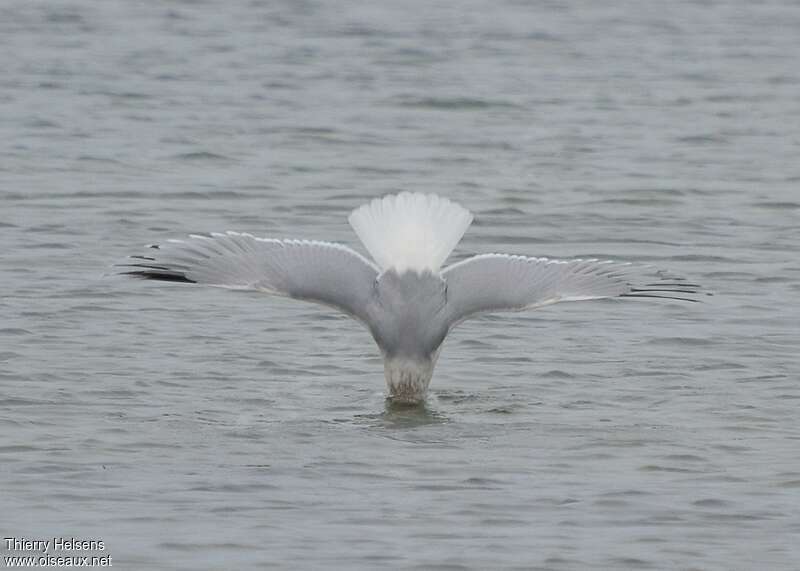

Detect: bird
[118,192,706,404]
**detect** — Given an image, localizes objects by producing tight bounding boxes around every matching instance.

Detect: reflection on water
[352,399,449,429]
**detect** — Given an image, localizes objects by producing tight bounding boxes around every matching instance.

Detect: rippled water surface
[2,1,799,569]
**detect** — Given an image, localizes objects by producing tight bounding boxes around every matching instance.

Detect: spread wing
[117,232,379,322]
[442,254,706,327]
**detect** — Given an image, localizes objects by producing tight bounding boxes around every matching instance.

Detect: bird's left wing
[118,232,379,322]
[442,254,706,327]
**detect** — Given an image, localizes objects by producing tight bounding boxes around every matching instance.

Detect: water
[2,0,799,568]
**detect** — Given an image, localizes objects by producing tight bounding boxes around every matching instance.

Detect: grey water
[2,0,799,569]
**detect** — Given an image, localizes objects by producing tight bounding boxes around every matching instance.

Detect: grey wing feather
[442,254,707,327]
[118,232,379,321]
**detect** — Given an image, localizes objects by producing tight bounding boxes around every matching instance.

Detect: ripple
[169,151,235,162]
[646,336,714,347]
[752,201,800,210]
[693,498,731,508]
[541,369,574,379]
[0,328,31,335]
[639,465,702,473]
[391,96,520,110]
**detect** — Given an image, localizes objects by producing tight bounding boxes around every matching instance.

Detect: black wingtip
[621,271,712,303]
[121,270,196,283]
[116,242,196,283]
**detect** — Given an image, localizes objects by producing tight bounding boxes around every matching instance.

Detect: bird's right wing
[442,254,705,327]
[118,232,379,322]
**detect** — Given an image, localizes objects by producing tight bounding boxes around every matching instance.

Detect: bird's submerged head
[382,352,438,405]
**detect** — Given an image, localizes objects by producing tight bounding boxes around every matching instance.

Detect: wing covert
[118,232,379,322]
[442,254,705,327]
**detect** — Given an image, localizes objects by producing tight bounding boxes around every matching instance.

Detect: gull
[118,192,706,404]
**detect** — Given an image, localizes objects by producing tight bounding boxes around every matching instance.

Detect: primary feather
[119,232,378,322]
[442,254,705,328]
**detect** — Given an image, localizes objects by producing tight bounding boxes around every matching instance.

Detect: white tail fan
[348,192,473,273]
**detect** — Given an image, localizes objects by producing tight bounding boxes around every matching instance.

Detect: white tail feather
[348,192,473,273]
